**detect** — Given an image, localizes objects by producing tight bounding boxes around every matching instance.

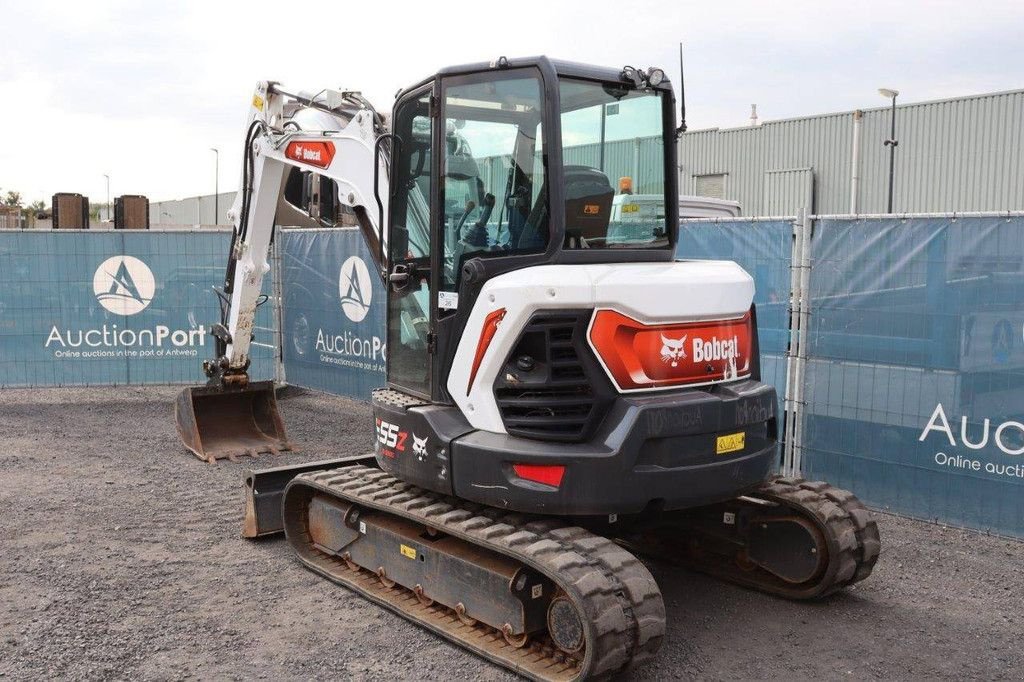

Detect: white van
[611,193,741,221]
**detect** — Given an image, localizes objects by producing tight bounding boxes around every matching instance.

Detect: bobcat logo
[660,334,688,367]
[412,434,429,462]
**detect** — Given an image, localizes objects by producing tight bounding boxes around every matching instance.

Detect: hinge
[427,332,437,354]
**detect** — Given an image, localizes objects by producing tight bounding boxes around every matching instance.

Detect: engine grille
[493,311,609,442]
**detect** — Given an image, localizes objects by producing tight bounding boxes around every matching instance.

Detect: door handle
[389,263,411,290]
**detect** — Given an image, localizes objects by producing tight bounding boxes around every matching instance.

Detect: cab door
[385,86,435,398]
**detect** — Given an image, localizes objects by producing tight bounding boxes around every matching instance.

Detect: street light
[878,88,899,213]
[103,173,110,223]
[210,148,219,225]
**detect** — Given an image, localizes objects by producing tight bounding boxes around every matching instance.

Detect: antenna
[675,42,687,137]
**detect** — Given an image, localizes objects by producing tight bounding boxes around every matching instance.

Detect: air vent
[494,312,610,442]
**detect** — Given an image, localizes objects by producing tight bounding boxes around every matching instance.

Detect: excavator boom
[175,82,388,462]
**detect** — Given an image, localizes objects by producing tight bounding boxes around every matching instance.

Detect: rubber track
[758,476,882,593]
[283,466,665,681]
[681,475,882,599]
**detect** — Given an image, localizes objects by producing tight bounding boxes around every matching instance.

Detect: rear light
[512,463,565,488]
[588,308,753,391]
[466,308,506,395]
[285,140,336,169]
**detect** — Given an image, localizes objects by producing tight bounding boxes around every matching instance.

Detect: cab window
[440,70,548,291]
[558,78,668,249]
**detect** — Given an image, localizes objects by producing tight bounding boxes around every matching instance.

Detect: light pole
[878,88,899,213]
[210,148,219,225]
[103,173,110,222]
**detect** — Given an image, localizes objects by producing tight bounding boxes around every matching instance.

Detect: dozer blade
[174,381,292,464]
[242,455,377,538]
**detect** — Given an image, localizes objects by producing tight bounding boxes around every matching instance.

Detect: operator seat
[517,165,614,249]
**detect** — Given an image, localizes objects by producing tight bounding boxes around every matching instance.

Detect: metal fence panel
[278,229,386,399]
[0,229,275,386]
[801,216,1024,536]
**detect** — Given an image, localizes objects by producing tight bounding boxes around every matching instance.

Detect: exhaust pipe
[174,381,292,463]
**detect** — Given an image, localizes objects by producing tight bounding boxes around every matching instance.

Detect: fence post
[782,209,805,475]
[791,210,814,475]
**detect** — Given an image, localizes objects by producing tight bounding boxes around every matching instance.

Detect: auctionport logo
[312,255,384,373]
[93,256,155,315]
[45,254,205,359]
[339,256,372,323]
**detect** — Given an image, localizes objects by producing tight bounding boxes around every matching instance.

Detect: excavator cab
[381,58,679,411]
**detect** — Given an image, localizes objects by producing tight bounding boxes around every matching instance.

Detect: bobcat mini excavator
[175,56,880,680]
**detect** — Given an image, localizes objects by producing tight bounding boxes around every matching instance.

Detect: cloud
[1,0,1022,204]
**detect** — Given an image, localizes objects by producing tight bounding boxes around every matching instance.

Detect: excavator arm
[175,81,389,462]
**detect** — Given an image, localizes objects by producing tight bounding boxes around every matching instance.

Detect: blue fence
[4,216,1023,538]
[801,216,1024,536]
[278,229,386,399]
[681,214,1024,538]
[0,230,275,386]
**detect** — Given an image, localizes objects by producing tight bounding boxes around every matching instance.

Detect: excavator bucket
[174,381,292,463]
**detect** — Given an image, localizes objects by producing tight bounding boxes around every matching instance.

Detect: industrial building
[679,88,1024,216]
[150,191,236,227]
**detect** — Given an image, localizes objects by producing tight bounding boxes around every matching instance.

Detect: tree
[3,190,22,207]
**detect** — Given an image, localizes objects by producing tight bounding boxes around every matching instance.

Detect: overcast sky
[2,0,1023,205]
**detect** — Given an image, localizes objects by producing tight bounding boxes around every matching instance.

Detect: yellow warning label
[252,94,264,111]
[716,432,745,454]
[400,544,417,560]
[621,203,640,213]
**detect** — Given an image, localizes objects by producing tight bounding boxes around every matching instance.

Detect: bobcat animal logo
[660,334,687,367]
[339,256,372,323]
[412,434,429,462]
[93,256,155,315]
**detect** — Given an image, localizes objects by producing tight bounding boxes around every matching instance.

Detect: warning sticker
[716,432,745,454]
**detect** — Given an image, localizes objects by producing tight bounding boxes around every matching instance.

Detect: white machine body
[448,260,756,433]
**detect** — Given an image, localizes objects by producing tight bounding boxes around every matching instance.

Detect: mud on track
[0,386,1021,680]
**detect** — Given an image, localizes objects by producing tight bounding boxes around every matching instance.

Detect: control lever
[454,199,476,239]
[463,193,496,247]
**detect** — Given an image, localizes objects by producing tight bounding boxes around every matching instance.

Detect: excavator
[175,56,880,680]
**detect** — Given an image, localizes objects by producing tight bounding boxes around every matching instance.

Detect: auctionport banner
[278,228,386,399]
[0,230,275,386]
[800,216,1024,537]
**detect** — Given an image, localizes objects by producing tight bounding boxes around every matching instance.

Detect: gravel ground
[0,385,1021,681]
